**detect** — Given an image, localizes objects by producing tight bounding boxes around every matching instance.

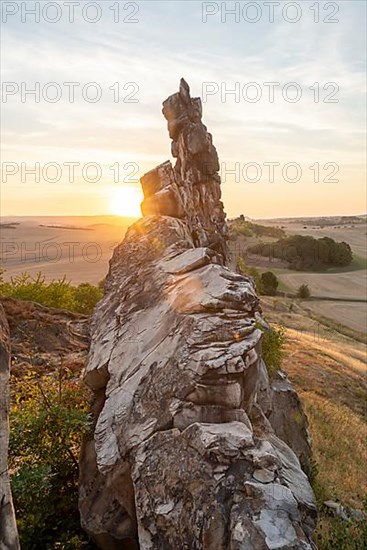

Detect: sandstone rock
[323,500,349,521]
[323,500,366,522]
[160,78,227,258]
[79,80,317,549]
[0,304,20,550]
[257,364,313,477]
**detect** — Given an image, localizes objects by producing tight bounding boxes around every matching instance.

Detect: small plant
[260,325,286,374]
[315,498,367,549]
[236,255,246,274]
[297,283,311,299]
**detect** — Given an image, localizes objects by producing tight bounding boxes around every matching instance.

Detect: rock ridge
[79,79,317,550]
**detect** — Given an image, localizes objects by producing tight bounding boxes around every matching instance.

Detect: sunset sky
[1,0,366,218]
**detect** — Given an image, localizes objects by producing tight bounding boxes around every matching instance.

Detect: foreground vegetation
[9,366,93,549]
[0,270,103,314]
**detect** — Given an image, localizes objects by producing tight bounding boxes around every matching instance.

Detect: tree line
[249,235,352,270]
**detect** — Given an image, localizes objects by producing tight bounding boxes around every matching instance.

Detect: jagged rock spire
[141,79,228,260]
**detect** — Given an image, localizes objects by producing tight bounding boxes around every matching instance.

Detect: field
[253,219,367,257]
[306,300,367,335]
[229,218,367,337]
[0,216,132,284]
[276,269,367,299]
[2,215,366,335]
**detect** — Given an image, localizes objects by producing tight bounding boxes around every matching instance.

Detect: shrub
[0,271,102,315]
[236,255,246,274]
[261,325,285,374]
[297,284,311,299]
[73,283,103,315]
[9,366,93,549]
[260,271,279,296]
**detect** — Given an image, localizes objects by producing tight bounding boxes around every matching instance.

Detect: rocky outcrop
[257,363,313,477]
[79,80,317,549]
[141,78,227,259]
[0,304,20,550]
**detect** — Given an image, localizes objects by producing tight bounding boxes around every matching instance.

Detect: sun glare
[108,186,143,217]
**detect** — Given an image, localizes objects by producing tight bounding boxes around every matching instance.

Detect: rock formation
[141,78,227,260]
[79,79,317,549]
[0,303,20,550]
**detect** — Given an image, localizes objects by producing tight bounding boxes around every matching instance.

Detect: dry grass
[262,295,367,546]
[277,269,367,300]
[301,392,367,507]
[282,330,367,418]
[304,300,367,334]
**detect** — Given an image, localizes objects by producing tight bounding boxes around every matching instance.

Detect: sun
[108,186,143,217]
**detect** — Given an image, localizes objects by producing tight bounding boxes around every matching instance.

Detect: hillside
[260,296,367,546]
[228,217,367,338]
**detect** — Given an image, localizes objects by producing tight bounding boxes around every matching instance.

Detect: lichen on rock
[79,79,317,549]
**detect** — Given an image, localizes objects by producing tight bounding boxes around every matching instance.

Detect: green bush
[261,325,285,374]
[0,270,102,314]
[260,271,279,296]
[297,284,311,299]
[72,283,103,314]
[9,366,93,549]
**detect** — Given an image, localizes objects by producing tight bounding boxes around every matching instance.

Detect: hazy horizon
[2,212,367,222]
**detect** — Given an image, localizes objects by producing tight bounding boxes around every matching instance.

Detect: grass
[276,279,291,292]
[303,309,367,345]
[302,393,367,507]
[304,393,367,549]
[306,253,367,274]
[261,296,367,547]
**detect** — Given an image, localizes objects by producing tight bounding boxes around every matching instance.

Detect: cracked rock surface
[79,80,317,549]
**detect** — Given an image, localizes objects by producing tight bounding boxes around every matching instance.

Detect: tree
[260,271,279,296]
[297,284,311,299]
[249,234,353,270]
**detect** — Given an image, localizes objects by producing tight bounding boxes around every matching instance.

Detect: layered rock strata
[79,80,317,550]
